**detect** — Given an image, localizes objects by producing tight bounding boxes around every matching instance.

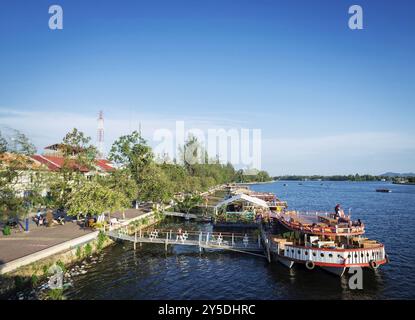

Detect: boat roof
[215,194,269,209]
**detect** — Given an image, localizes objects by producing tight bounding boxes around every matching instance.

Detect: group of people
[34,209,65,227]
[334,204,363,227]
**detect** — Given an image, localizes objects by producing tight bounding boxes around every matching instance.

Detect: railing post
[134,231,137,250]
[165,232,169,251]
[206,232,209,245]
[232,233,234,246]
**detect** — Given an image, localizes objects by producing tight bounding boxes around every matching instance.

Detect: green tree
[109,131,155,201]
[66,180,129,221]
[0,130,40,220]
[176,194,203,215]
[48,129,98,210]
[0,131,8,154]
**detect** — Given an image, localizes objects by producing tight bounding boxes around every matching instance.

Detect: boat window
[354,254,358,258]
[320,253,324,257]
[329,253,333,258]
[312,252,316,257]
[361,253,364,258]
[305,251,308,255]
[297,250,301,255]
[348,254,351,258]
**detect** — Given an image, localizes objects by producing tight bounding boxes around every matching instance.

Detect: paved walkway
[0,208,150,265]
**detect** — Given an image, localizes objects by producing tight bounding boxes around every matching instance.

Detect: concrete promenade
[0,185,225,275]
[0,208,151,275]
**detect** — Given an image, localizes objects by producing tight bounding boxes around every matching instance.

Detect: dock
[106,227,266,258]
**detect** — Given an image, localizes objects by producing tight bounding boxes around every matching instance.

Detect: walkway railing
[106,227,265,256]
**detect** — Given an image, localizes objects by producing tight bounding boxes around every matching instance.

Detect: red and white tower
[97,111,104,159]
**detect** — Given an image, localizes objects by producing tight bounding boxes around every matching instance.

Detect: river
[15,181,415,299]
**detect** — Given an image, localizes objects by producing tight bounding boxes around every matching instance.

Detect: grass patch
[84,243,92,257]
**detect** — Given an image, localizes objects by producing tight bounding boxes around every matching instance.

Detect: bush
[31,274,39,287]
[2,225,11,236]
[14,276,26,290]
[96,231,107,251]
[47,288,65,300]
[56,260,66,273]
[84,243,92,256]
[75,246,82,259]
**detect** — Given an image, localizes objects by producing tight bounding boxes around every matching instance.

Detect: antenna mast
[97,111,104,159]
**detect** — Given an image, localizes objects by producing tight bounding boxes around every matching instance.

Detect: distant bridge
[107,228,266,258]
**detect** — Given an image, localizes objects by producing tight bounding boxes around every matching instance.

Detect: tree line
[0,128,271,220]
[274,174,400,182]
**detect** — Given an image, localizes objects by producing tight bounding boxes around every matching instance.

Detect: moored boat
[268,209,388,276]
[376,189,391,193]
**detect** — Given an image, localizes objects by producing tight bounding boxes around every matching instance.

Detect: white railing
[283,245,385,265]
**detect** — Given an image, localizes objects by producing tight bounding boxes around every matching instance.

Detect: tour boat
[269,210,388,276]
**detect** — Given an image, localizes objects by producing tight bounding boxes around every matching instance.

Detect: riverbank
[0,210,158,297]
[0,184,227,298]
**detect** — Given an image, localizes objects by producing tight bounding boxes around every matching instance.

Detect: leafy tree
[66,180,129,220]
[61,128,98,170]
[0,131,7,154]
[109,131,155,201]
[0,130,40,220]
[4,129,36,155]
[48,129,98,210]
[176,194,203,215]
[101,168,137,204]
[137,163,173,203]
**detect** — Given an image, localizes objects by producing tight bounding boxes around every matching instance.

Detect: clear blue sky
[1,0,414,175]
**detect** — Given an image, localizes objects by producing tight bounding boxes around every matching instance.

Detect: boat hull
[320,266,347,277]
[276,256,295,269]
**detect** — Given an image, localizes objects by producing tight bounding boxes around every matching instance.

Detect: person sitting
[334,204,341,217]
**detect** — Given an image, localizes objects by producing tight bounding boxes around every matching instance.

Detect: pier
[106,227,267,258]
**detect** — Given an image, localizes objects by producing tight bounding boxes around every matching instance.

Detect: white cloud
[2,108,414,175]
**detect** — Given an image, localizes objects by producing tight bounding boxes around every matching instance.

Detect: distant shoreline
[236,181,275,185]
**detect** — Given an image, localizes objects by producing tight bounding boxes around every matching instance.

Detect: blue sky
[0,0,414,175]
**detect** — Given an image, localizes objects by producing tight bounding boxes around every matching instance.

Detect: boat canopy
[214,193,269,209]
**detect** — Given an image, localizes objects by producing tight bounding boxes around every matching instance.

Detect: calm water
[44,182,415,299]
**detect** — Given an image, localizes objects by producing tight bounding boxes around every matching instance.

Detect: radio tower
[97,111,105,159]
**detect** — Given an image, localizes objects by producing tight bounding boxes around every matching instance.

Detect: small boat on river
[376,189,391,193]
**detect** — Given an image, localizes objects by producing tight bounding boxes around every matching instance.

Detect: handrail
[284,243,384,252]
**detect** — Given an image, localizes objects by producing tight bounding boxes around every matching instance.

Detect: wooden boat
[376,189,391,193]
[272,210,365,237]
[269,209,388,276]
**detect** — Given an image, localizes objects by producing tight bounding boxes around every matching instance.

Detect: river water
[18,181,415,299]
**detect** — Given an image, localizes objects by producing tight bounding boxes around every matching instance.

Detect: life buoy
[369,260,379,270]
[305,260,315,270]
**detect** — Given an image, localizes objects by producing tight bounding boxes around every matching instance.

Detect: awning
[214,193,269,209]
